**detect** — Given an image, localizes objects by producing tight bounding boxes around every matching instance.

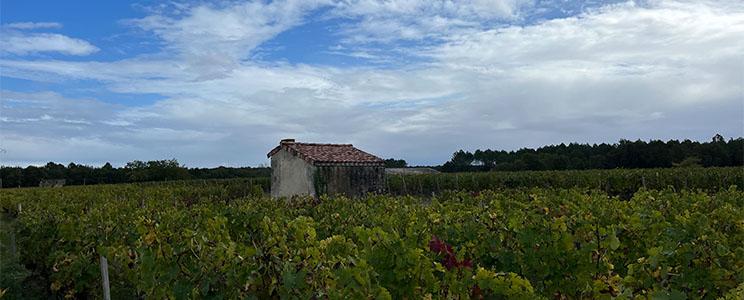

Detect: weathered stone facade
[270,148,316,198]
[39,179,66,188]
[313,165,385,197]
[385,167,440,175]
[268,139,384,198]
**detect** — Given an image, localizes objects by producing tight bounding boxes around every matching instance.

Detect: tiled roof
[267,141,383,166]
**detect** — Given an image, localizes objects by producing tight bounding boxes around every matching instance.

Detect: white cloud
[127,0,330,78]
[0,134,144,167]
[0,91,250,166]
[1,0,742,166]
[3,22,63,29]
[432,1,744,66]
[0,91,117,129]
[0,31,99,56]
[331,0,529,44]
[427,0,744,111]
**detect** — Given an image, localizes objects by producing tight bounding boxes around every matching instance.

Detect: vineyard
[384,167,743,197]
[1,168,743,299]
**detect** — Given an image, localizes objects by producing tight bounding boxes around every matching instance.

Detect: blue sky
[1,0,742,167]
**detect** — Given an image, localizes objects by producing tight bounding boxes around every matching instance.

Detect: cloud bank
[1,23,99,56]
[1,0,742,166]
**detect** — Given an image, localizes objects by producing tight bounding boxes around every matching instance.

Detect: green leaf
[608,231,620,251]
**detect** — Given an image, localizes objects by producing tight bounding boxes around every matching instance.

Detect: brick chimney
[280,138,295,145]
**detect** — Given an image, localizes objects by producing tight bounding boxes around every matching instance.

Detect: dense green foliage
[386,167,743,198]
[383,158,408,168]
[0,160,270,188]
[441,137,743,172]
[1,177,742,299]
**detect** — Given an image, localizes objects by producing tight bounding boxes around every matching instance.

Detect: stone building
[385,167,440,175]
[267,139,385,198]
[39,179,66,188]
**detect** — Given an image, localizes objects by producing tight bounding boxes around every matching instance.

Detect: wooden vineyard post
[384,175,390,194]
[418,177,423,195]
[249,178,254,197]
[100,255,111,300]
[436,176,441,195]
[401,175,408,195]
[9,224,17,258]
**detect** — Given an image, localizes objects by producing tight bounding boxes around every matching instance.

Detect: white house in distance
[267,139,385,198]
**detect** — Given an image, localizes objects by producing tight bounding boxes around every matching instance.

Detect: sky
[1,0,742,167]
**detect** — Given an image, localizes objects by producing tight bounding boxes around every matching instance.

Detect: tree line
[2,135,741,188]
[384,158,408,168]
[440,135,743,172]
[0,159,269,188]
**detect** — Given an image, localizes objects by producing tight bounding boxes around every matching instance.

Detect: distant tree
[125,160,149,182]
[95,162,115,184]
[22,166,44,186]
[729,138,744,166]
[3,136,743,188]
[384,158,407,168]
[2,159,270,188]
[451,150,474,166]
[440,136,743,172]
[0,167,23,188]
[44,162,66,179]
[123,159,190,182]
[67,163,92,185]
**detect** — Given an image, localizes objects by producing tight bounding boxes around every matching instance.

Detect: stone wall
[39,179,66,188]
[385,167,440,175]
[314,165,384,198]
[270,149,316,198]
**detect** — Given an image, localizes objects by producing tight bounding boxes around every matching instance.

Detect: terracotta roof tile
[267,142,383,166]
